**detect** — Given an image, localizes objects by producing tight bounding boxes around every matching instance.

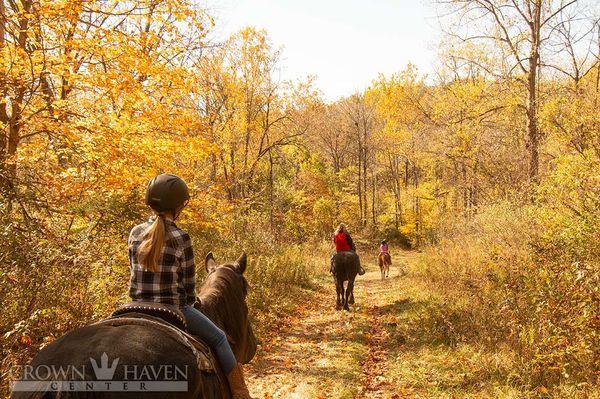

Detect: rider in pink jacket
[380,239,389,253]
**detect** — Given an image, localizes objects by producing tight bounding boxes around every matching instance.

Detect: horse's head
[197,252,257,364]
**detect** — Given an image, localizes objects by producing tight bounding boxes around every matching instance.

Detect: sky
[208,0,440,101]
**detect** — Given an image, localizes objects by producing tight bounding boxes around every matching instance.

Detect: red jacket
[334,232,352,252]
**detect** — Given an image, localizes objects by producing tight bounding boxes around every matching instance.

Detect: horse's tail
[378,252,386,267]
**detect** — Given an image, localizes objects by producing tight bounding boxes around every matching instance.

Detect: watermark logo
[90,353,119,380]
[11,352,189,392]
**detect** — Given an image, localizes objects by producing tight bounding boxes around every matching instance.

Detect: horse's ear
[234,252,247,274]
[205,252,217,274]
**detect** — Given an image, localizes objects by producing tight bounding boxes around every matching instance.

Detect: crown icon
[90,352,120,380]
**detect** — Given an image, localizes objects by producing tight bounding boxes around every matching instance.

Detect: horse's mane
[197,265,249,346]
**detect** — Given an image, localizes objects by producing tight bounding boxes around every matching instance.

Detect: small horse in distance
[331,251,361,311]
[378,252,392,280]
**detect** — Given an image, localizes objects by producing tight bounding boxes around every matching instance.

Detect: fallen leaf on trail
[19,335,32,347]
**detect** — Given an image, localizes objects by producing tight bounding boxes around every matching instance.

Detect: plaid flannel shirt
[128,218,196,308]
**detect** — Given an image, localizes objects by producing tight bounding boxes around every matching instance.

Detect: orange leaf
[20,335,32,347]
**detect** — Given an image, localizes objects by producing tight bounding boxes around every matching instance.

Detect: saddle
[106,302,221,377]
[113,301,187,330]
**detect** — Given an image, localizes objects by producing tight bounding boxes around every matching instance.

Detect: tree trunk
[390,155,402,228]
[462,162,468,213]
[4,0,32,190]
[418,196,421,244]
[526,0,542,184]
[357,149,363,224]
[268,148,274,231]
[371,174,376,227]
[0,0,7,181]
[362,145,368,226]
[356,122,363,224]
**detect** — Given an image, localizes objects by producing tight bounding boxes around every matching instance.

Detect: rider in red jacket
[334,230,354,252]
[331,224,365,275]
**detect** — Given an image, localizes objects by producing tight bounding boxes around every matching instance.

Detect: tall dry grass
[410,202,598,389]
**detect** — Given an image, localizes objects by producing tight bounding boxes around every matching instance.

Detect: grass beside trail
[246,248,598,399]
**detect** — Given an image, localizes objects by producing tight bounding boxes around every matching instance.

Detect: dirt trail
[358,281,396,399]
[246,249,598,399]
[247,251,417,399]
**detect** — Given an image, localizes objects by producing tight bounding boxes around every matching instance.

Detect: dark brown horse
[332,251,360,311]
[11,253,256,399]
[378,252,391,280]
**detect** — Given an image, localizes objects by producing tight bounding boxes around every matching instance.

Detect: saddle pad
[94,314,216,373]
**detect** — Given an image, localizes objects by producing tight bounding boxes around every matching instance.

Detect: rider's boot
[227,363,255,399]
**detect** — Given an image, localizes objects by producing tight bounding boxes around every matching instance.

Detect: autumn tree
[437,0,598,185]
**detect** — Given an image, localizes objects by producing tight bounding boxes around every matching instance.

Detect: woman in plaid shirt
[129,174,253,399]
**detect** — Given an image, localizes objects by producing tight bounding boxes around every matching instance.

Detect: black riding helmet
[145,174,190,213]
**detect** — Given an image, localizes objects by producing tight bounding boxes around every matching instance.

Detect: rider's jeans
[182,305,237,374]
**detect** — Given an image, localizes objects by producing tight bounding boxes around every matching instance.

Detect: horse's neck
[197,291,245,358]
[197,292,225,330]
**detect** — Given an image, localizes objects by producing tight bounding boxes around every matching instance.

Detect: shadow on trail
[248,305,369,398]
[376,297,415,314]
[250,355,360,382]
[281,316,369,344]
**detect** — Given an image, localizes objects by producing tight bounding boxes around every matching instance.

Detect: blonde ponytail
[137,215,165,272]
